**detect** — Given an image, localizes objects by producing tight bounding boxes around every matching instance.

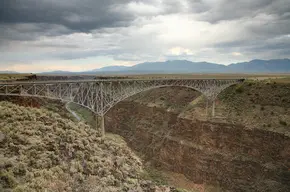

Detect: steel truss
[0,78,243,137]
[0,79,242,116]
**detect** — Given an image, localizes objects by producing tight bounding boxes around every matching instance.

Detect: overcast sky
[0,0,289,72]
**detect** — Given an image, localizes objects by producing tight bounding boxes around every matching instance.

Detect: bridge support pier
[212,100,215,117]
[100,115,105,138]
[205,98,209,117]
[205,98,216,118]
[95,115,105,138]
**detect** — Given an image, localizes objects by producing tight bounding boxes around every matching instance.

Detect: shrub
[0,101,158,191]
[1,171,17,188]
[279,120,287,126]
[12,163,27,176]
[13,185,29,192]
[235,85,244,93]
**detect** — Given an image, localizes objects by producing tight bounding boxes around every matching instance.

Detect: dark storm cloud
[248,18,290,38]
[0,0,133,32]
[0,0,289,65]
[0,23,72,41]
[0,0,184,44]
[247,35,290,52]
[199,0,290,59]
[0,0,184,31]
[186,0,210,13]
[189,0,290,48]
[215,37,290,52]
[214,33,290,61]
[161,0,187,13]
[189,0,290,23]
[0,0,135,47]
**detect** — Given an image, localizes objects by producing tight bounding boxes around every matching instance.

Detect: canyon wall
[106,101,290,191]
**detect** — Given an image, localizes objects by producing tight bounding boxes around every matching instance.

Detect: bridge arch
[101,84,205,115]
[67,84,208,137]
[0,78,243,137]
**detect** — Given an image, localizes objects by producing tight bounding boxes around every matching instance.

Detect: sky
[0,0,289,72]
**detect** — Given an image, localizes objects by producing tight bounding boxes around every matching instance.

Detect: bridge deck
[0,78,245,85]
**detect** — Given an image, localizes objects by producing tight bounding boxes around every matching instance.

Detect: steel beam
[0,78,243,126]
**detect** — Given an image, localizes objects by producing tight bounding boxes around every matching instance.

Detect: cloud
[191,0,288,23]
[232,52,243,56]
[168,47,194,56]
[126,1,164,15]
[0,0,289,71]
[0,0,133,31]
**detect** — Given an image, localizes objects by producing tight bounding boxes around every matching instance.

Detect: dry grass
[269,77,290,83]
[0,101,177,192]
[0,74,36,81]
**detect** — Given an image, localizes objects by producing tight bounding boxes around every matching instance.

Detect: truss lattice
[0,79,243,116]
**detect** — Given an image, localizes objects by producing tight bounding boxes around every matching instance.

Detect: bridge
[0,78,243,137]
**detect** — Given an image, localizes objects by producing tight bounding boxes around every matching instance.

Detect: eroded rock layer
[106,101,290,191]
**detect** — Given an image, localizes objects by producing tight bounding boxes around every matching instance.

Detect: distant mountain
[227,59,290,73]
[4,59,290,74]
[129,60,226,73]
[90,59,290,74]
[39,70,75,75]
[91,66,129,72]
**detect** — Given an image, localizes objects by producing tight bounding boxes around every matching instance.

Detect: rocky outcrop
[106,101,290,191]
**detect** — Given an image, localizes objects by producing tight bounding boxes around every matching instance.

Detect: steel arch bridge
[0,78,243,136]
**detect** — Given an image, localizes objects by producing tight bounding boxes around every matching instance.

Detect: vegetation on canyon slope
[218,79,290,136]
[122,78,290,136]
[0,101,178,192]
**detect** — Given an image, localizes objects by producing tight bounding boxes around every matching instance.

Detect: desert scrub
[0,101,176,192]
[235,84,245,93]
[279,120,287,126]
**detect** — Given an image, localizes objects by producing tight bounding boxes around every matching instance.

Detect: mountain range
[2,59,290,74]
